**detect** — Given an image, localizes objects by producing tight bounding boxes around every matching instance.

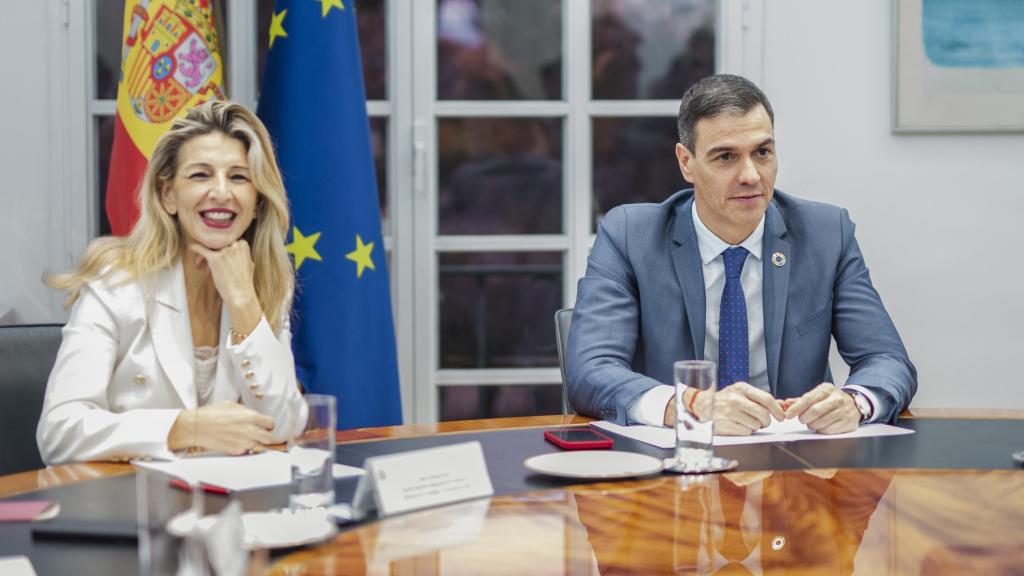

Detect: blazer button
[254,391,264,399]
[133,374,146,385]
[249,382,259,390]
[244,371,255,380]
[241,359,251,368]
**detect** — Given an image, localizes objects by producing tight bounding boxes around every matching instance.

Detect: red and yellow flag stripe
[106,0,224,235]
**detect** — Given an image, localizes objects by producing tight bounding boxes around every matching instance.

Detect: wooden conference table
[2,409,1024,574]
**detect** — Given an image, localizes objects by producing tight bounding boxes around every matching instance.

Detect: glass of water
[667,360,717,473]
[289,394,337,509]
[136,469,207,575]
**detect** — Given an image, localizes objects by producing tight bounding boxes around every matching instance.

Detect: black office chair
[0,324,63,475]
[554,308,575,416]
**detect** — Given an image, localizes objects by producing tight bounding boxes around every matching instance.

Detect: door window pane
[592,116,683,229]
[439,252,562,369]
[440,384,563,421]
[96,116,116,236]
[369,116,389,234]
[257,1,273,88]
[592,0,715,100]
[437,0,563,100]
[358,0,388,100]
[438,118,563,235]
[257,0,387,100]
[95,0,124,100]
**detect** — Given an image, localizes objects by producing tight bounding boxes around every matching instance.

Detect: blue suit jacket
[567,189,916,425]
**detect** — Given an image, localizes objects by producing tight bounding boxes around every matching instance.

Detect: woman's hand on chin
[189,241,262,338]
[189,241,256,306]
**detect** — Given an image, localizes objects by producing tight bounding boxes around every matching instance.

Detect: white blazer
[37,259,308,465]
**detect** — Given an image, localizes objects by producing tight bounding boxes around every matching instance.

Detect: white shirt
[627,205,878,425]
[194,346,219,405]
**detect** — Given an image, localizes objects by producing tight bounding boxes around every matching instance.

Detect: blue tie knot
[722,247,749,279]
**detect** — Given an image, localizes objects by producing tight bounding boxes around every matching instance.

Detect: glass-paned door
[411,0,744,423]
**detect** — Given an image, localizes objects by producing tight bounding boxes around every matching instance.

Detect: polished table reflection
[271,468,1024,575]
[2,412,1024,575]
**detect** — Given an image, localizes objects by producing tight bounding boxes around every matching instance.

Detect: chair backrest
[553,308,575,415]
[0,324,63,475]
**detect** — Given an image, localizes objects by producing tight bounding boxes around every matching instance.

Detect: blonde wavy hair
[46,100,293,333]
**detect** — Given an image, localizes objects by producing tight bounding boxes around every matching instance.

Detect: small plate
[167,508,337,550]
[662,456,739,474]
[524,451,664,479]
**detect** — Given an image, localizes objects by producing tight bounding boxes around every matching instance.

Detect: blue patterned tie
[719,247,749,389]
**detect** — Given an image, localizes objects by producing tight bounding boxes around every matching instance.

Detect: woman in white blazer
[38,101,308,465]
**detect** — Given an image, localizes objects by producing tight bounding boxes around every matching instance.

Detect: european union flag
[258,0,402,428]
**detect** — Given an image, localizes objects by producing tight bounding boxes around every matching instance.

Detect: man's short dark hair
[677,74,774,152]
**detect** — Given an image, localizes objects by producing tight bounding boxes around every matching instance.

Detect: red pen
[168,477,231,495]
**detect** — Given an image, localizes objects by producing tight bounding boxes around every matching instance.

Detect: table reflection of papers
[362,495,603,576]
[362,499,491,574]
[594,419,914,450]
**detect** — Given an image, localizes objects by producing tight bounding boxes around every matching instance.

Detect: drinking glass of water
[136,469,208,575]
[666,360,718,473]
[289,394,337,509]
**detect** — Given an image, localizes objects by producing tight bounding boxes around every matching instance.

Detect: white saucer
[524,450,664,479]
[167,508,337,550]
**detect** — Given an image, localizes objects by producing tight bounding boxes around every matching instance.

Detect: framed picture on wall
[893,0,1024,132]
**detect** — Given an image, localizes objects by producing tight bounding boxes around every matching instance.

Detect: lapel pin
[771,252,787,267]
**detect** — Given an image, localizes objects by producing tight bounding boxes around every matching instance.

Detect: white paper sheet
[593,418,914,450]
[0,556,37,576]
[133,450,364,492]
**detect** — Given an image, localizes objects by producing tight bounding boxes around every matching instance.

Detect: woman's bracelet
[230,325,252,344]
[687,388,701,416]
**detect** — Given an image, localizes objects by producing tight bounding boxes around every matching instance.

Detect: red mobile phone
[544,428,614,450]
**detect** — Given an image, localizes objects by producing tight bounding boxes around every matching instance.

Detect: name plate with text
[352,441,494,518]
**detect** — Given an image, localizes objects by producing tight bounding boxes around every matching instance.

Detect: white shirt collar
[691,203,765,266]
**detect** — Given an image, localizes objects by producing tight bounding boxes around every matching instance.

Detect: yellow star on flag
[320,0,345,17]
[269,9,288,49]
[345,234,376,279]
[286,226,322,270]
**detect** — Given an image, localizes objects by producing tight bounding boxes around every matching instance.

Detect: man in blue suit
[567,74,916,435]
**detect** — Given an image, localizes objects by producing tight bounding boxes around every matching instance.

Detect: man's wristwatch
[843,389,873,423]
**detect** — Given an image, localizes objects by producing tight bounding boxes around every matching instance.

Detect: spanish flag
[105,0,225,235]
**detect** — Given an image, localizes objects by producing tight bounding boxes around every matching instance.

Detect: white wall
[763,1,1024,409]
[0,1,64,325]
[2,1,1021,409]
